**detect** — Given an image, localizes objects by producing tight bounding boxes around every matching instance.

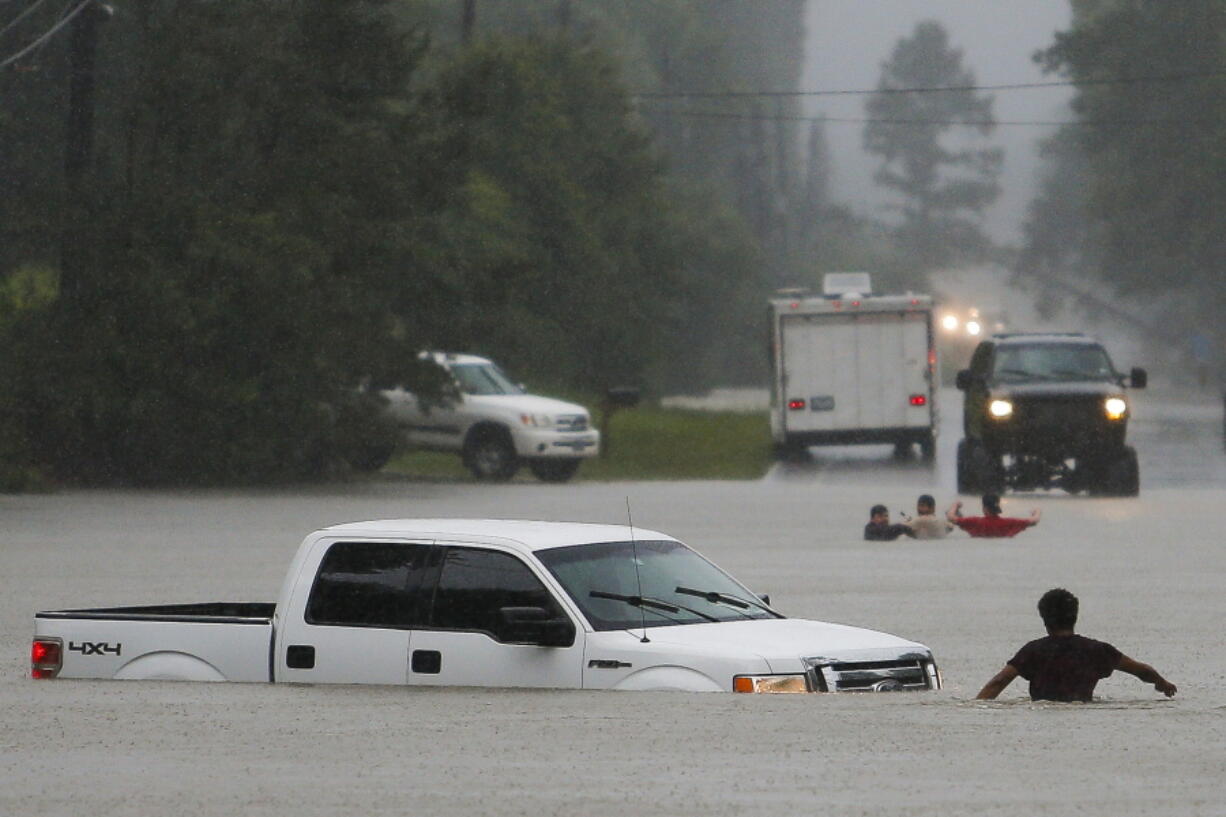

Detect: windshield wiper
[590,590,719,623]
[674,586,775,616]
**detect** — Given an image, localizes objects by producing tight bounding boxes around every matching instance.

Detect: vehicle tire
[528,458,582,483]
[892,441,913,460]
[1102,446,1140,497]
[463,431,520,481]
[958,438,1000,494]
[346,441,394,473]
[956,439,975,493]
[919,432,936,462]
[773,441,810,462]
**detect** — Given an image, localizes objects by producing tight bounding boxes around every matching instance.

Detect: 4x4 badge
[68,641,121,656]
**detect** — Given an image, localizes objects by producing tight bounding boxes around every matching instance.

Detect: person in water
[947,493,1040,538]
[863,504,914,541]
[976,587,1177,702]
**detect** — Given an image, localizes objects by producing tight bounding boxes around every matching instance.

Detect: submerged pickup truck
[33,519,941,694]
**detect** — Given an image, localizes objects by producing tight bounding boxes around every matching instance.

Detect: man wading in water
[977,588,1177,702]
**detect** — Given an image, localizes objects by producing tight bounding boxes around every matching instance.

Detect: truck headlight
[1104,397,1127,420]
[520,413,552,427]
[732,674,810,693]
[988,399,1013,419]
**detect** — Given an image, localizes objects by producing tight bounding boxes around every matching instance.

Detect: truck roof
[320,518,675,552]
[769,292,933,314]
[420,351,493,366]
[990,332,1100,346]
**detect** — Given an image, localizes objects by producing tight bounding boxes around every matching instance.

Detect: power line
[638,106,1217,129]
[1,0,52,41]
[631,69,1226,100]
[0,0,89,70]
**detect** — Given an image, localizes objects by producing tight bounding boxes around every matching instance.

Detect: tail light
[787,399,806,411]
[909,394,927,406]
[32,637,63,679]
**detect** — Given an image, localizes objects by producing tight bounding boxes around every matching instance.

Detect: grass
[383,406,773,482]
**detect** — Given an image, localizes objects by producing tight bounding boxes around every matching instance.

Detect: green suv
[955,333,1146,496]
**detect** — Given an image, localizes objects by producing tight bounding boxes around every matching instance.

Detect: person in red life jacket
[946,493,1039,538]
[976,587,1177,702]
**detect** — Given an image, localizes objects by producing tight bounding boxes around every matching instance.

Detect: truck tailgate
[35,603,274,682]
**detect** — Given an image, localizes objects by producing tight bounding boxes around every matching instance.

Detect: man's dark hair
[1038,588,1078,630]
[917,494,935,510]
[869,504,887,517]
[982,493,1002,515]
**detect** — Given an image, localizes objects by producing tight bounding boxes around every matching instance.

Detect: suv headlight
[1104,397,1127,420]
[988,398,1013,419]
[732,674,810,693]
[520,413,553,427]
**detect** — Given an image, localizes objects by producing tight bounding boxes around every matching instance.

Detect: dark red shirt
[954,514,1033,538]
[1008,634,1122,702]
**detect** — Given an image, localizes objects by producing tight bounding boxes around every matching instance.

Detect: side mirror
[1129,367,1147,389]
[955,369,973,391]
[757,593,771,608]
[498,606,575,648]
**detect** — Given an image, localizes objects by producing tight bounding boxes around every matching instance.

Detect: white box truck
[768,273,937,460]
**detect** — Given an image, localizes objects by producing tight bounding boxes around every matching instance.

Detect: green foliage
[386,405,773,481]
[1036,0,1226,339]
[863,20,1003,271]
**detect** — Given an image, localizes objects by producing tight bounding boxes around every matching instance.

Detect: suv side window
[428,547,562,637]
[306,542,432,628]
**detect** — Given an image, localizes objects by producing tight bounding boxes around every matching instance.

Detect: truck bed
[35,602,275,682]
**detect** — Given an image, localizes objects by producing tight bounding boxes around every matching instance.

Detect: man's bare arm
[946,501,963,524]
[1027,508,1041,526]
[1117,654,1177,697]
[976,664,1019,700]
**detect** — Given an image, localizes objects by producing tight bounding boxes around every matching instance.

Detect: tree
[1037,0,1226,374]
[863,20,1003,271]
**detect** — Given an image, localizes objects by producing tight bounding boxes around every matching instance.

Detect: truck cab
[381,352,599,482]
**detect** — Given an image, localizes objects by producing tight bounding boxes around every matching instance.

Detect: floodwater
[2,389,1224,816]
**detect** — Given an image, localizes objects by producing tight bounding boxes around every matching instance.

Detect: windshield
[991,343,1118,383]
[448,363,524,395]
[536,539,778,631]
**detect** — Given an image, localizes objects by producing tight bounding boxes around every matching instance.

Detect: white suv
[381,352,600,482]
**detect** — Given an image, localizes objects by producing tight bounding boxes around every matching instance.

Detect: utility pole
[61,0,111,304]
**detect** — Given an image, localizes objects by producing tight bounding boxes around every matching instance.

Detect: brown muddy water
[2,393,1224,816]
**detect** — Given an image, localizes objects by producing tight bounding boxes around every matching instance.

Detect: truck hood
[989,380,1121,399]
[630,617,930,667]
[469,393,589,416]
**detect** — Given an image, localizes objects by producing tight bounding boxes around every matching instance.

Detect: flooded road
[2,390,1224,816]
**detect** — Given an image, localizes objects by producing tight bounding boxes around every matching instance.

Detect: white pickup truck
[382,352,599,482]
[33,519,941,693]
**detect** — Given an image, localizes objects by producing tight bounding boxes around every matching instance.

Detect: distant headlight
[520,414,553,427]
[733,674,810,693]
[988,399,1013,419]
[1104,397,1128,420]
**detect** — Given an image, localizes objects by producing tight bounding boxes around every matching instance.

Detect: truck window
[427,548,561,636]
[305,542,432,628]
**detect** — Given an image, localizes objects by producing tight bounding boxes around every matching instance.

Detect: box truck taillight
[909,394,927,406]
[31,638,63,679]
[788,399,806,411]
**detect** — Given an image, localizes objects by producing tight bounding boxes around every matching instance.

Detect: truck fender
[114,651,227,682]
[609,665,724,693]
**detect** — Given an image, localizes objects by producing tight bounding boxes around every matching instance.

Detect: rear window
[305,542,432,628]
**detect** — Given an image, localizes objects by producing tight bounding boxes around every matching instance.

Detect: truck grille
[556,414,589,432]
[806,657,939,692]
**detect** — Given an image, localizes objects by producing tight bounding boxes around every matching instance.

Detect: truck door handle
[286,645,315,669]
[411,650,441,674]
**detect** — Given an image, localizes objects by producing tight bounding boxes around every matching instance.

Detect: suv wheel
[464,431,520,481]
[957,438,1000,493]
[1102,446,1140,496]
[919,432,936,462]
[528,458,582,483]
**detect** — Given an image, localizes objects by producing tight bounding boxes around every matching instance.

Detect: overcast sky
[804,0,1074,244]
